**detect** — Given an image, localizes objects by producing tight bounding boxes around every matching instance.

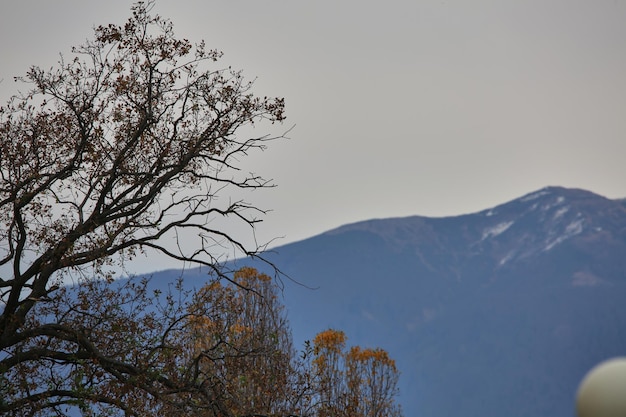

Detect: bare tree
[0,1,286,414]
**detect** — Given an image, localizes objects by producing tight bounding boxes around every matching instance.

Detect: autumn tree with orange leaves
[181,271,404,417]
[310,329,403,417]
[183,267,304,416]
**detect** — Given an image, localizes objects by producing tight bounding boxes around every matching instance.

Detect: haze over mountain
[151,186,626,416]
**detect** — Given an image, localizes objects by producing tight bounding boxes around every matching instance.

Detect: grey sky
[2,0,625,272]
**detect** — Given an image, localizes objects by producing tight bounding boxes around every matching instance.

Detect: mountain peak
[484,186,610,214]
[328,187,610,233]
[319,187,626,274]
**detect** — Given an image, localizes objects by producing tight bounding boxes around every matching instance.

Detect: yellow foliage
[233,266,272,286]
[313,329,346,352]
[348,346,397,369]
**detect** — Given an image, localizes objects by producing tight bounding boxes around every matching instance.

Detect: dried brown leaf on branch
[0,1,287,414]
[0,2,404,415]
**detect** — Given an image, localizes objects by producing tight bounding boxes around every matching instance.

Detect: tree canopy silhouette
[0,1,285,414]
[0,3,404,416]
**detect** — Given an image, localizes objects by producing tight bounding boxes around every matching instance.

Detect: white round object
[576,357,626,417]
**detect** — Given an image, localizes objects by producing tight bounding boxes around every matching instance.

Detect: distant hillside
[149,186,626,417]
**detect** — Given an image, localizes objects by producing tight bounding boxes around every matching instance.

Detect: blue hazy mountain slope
[144,186,626,417]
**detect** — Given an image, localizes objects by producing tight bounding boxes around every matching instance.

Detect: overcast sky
[2,0,625,272]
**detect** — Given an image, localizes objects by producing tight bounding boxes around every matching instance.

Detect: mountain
[152,186,626,417]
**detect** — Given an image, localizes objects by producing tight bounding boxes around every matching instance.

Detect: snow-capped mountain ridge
[475,187,593,261]
[323,186,624,276]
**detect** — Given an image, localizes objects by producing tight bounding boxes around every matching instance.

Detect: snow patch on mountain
[482,221,514,240]
[544,218,584,251]
[361,309,376,322]
[552,206,570,220]
[572,271,603,287]
[499,250,516,266]
[540,196,567,214]
[520,189,551,202]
